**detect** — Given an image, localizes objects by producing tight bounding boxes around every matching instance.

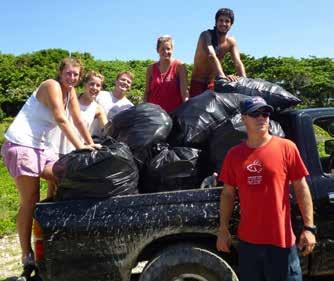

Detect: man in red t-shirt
[216,96,316,281]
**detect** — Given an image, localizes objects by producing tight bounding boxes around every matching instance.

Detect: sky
[0,0,333,64]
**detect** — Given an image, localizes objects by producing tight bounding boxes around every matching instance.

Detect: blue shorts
[238,240,302,281]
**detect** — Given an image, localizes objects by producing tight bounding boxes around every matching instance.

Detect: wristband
[303,225,317,235]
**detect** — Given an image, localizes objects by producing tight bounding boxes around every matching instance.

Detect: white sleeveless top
[91,90,134,137]
[5,90,59,149]
[52,99,98,155]
[80,100,98,132]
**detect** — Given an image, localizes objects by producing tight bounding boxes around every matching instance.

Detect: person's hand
[226,75,240,82]
[215,74,228,81]
[78,144,93,150]
[80,143,102,150]
[216,225,232,252]
[90,143,102,150]
[298,230,316,256]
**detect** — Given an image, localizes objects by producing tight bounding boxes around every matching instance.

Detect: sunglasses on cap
[247,111,271,118]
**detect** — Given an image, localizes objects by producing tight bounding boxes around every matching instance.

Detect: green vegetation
[314,124,333,158]
[0,119,14,236]
[0,160,47,237]
[0,49,333,119]
[0,118,12,145]
[0,49,153,118]
[0,120,47,236]
[0,158,18,236]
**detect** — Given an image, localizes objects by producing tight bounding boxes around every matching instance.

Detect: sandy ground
[0,234,21,281]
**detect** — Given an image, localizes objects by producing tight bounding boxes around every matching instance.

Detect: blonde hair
[83,70,105,85]
[56,57,84,81]
[156,35,174,51]
[116,71,135,81]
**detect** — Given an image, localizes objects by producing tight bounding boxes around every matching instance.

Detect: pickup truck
[33,108,334,281]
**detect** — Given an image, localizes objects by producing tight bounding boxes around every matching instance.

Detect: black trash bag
[209,114,285,173]
[53,138,139,200]
[168,90,249,148]
[200,172,218,189]
[214,77,301,111]
[269,119,285,138]
[141,143,204,193]
[104,103,173,167]
[208,115,247,173]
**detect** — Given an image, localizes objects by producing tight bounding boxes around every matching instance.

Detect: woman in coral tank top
[144,35,189,113]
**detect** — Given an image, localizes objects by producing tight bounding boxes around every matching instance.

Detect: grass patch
[0,158,17,237]
[0,158,48,237]
[0,159,48,237]
[0,118,13,146]
[0,118,48,237]
[0,118,17,236]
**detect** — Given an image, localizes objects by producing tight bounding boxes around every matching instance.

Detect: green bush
[1,49,334,118]
[313,124,332,157]
[0,117,12,145]
[0,158,48,237]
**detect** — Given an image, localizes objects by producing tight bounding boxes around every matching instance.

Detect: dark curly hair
[215,8,234,25]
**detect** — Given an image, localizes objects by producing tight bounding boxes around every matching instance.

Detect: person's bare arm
[177,62,189,102]
[293,177,316,256]
[201,31,227,79]
[216,183,236,252]
[144,64,153,102]
[229,37,246,79]
[95,104,108,129]
[40,80,87,149]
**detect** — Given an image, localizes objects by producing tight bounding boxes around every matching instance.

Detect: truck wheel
[139,245,238,281]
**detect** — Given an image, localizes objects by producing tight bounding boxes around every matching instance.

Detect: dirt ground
[0,234,21,281]
[0,234,145,281]
[0,234,332,281]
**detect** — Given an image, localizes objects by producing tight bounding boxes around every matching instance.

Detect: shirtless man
[189,8,246,97]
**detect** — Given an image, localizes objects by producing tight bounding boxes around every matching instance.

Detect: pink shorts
[1,141,58,178]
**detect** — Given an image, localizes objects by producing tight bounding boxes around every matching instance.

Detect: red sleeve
[219,148,237,186]
[286,140,309,181]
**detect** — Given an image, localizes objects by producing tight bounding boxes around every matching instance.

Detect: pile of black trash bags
[53,77,301,200]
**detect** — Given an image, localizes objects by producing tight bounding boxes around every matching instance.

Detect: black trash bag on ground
[53,138,139,200]
[141,143,204,193]
[103,103,173,167]
[209,114,285,173]
[168,90,249,148]
[214,77,301,111]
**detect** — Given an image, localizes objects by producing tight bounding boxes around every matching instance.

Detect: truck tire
[138,244,238,281]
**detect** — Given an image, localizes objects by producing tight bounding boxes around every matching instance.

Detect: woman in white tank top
[2,57,101,279]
